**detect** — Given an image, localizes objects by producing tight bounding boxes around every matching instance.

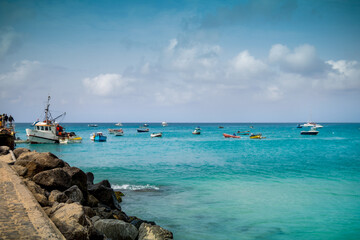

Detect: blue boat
[90,132,107,142]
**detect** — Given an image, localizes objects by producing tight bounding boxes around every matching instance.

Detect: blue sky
[1,0,359,122]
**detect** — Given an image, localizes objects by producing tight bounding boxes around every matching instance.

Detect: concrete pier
[0,154,65,239]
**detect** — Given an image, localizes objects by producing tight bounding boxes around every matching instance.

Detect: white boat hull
[26,129,59,143]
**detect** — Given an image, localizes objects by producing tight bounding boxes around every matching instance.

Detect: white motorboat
[151,132,162,138]
[302,122,323,128]
[26,96,81,144]
[301,127,319,135]
[115,122,123,126]
[162,122,168,127]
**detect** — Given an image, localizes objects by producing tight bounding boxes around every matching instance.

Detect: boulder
[130,219,156,229]
[13,147,31,158]
[88,180,121,210]
[64,185,84,204]
[86,172,94,186]
[87,194,99,207]
[114,191,124,203]
[24,179,49,206]
[138,223,173,240]
[63,167,88,199]
[33,168,71,191]
[83,206,96,218]
[12,165,27,176]
[94,219,138,240]
[15,152,67,178]
[48,202,93,240]
[0,146,10,156]
[49,190,68,205]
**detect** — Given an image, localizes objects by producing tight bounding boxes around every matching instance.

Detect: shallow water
[15,123,360,239]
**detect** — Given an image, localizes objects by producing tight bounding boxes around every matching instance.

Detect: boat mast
[45,95,50,122]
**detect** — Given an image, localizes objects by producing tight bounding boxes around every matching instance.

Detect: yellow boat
[250,133,265,139]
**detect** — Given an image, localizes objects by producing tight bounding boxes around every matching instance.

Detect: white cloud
[229,50,268,78]
[321,60,360,90]
[269,44,325,74]
[82,74,134,96]
[0,60,41,98]
[0,27,20,58]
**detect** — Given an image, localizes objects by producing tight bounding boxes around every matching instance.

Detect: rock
[113,210,129,222]
[114,191,124,203]
[138,223,173,240]
[33,168,71,191]
[64,185,84,204]
[130,219,156,229]
[63,167,88,195]
[87,194,99,207]
[91,216,101,224]
[94,219,138,240]
[0,146,10,156]
[48,202,93,240]
[49,190,68,205]
[12,165,27,176]
[88,180,121,210]
[93,205,113,219]
[83,206,96,218]
[24,179,49,206]
[13,147,31,158]
[15,152,67,178]
[86,172,94,186]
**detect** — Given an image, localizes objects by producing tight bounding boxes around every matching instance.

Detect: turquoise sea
[14,123,360,240]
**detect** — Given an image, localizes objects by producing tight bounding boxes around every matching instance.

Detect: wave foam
[112,184,160,191]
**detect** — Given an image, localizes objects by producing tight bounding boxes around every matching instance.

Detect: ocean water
[14,123,360,240]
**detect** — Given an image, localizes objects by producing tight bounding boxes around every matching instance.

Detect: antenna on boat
[45,95,51,123]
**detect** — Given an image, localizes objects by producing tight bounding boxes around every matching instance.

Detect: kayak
[223,133,241,139]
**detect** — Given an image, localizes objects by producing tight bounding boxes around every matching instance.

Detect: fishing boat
[223,133,241,138]
[108,129,124,136]
[137,128,149,132]
[88,124,98,127]
[26,96,81,144]
[301,127,319,135]
[192,129,201,135]
[162,122,168,127]
[90,132,107,141]
[249,133,266,139]
[114,131,124,136]
[115,122,123,126]
[151,132,162,138]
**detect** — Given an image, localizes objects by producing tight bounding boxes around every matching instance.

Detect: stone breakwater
[0,146,173,240]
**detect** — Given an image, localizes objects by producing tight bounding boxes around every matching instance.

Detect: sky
[0,0,359,122]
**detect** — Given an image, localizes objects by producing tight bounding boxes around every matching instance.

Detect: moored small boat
[223,133,241,138]
[219,126,224,129]
[115,122,123,126]
[192,129,201,135]
[237,130,250,135]
[90,132,107,142]
[297,124,302,128]
[109,129,124,136]
[162,122,168,127]
[137,128,149,132]
[301,127,319,135]
[151,132,162,138]
[88,124,98,127]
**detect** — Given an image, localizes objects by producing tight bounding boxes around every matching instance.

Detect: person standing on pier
[9,115,14,127]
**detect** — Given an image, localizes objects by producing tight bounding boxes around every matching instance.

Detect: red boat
[223,133,241,139]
